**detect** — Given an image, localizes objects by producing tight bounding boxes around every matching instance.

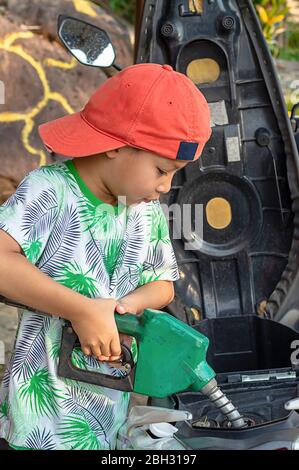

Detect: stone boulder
[0,0,133,203]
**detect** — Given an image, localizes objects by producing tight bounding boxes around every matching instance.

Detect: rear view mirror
[57,15,116,68]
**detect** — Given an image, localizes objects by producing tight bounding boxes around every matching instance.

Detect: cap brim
[38,112,127,157]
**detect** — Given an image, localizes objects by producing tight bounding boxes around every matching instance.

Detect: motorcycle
[3,2,299,450]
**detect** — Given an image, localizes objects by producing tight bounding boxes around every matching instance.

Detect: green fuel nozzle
[114,309,216,396]
[58,308,246,429]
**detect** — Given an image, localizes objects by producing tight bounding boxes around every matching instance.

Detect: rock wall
[0,0,133,203]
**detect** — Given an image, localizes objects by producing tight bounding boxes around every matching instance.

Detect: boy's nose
[157,177,173,194]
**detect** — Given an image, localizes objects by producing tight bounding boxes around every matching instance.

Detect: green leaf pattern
[0,160,179,449]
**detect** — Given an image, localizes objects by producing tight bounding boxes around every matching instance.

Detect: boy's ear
[105,148,120,159]
[106,147,125,159]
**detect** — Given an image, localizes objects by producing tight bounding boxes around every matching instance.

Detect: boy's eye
[157,168,167,176]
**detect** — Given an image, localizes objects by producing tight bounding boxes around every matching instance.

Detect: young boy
[0,63,211,450]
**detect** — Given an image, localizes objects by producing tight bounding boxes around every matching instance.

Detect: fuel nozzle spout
[201,379,247,429]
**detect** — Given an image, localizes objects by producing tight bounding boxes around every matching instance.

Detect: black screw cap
[255,128,271,147]
[161,22,177,38]
[220,15,235,32]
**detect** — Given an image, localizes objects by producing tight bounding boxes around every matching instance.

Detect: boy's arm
[115,280,175,315]
[0,229,124,362]
[0,229,90,321]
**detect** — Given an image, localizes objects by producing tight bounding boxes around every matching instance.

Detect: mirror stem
[113,63,122,71]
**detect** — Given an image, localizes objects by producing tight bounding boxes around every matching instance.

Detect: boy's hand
[115,298,138,315]
[115,281,174,316]
[70,298,121,362]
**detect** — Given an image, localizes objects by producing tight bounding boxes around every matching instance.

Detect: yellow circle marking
[206,197,232,229]
[187,58,220,85]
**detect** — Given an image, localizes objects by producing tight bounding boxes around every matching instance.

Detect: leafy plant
[287,21,299,49]
[280,21,299,61]
[93,0,135,23]
[253,0,289,56]
[279,46,299,61]
[110,0,135,23]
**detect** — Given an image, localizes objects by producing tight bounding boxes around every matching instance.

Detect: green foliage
[286,21,299,49]
[109,0,135,23]
[253,0,289,57]
[279,21,299,61]
[279,46,299,61]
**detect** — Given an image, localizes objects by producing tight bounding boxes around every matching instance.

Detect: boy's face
[106,146,189,206]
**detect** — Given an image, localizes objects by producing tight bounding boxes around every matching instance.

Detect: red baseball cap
[38,63,211,161]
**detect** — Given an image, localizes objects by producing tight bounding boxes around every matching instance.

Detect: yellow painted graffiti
[72,0,97,18]
[0,0,102,166]
[44,56,78,70]
[0,31,76,166]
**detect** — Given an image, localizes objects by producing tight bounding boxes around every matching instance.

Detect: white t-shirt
[0,159,180,450]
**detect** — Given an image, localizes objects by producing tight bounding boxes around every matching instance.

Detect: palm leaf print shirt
[0,159,180,450]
